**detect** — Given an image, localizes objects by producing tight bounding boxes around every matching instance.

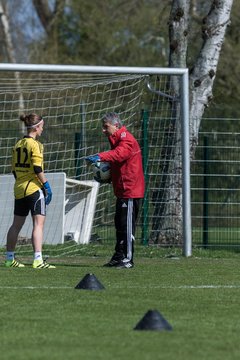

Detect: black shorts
[14,189,46,217]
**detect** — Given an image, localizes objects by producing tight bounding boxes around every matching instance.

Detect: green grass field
[1,245,240,360]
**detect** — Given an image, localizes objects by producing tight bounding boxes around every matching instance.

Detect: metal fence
[191,117,240,249]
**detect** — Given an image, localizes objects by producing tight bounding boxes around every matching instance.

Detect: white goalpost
[0,63,191,257]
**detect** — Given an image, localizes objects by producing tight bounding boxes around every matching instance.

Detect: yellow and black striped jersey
[12,136,44,199]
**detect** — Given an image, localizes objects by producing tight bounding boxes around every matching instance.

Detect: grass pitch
[1,247,240,360]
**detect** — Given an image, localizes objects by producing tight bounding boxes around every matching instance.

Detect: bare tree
[0,0,24,123]
[32,0,65,36]
[30,0,65,62]
[151,0,234,244]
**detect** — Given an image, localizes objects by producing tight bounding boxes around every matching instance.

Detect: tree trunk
[151,0,233,245]
[0,1,24,127]
[32,0,65,62]
[189,0,234,152]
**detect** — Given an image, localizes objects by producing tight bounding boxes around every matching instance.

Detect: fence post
[203,136,209,248]
[141,109,149,245]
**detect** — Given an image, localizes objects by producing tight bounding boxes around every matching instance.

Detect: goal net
[0,65,191,258]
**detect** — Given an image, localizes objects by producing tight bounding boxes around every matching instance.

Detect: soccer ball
[93,161,111,182]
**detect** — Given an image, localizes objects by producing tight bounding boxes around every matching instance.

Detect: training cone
[134,310,172,331]
[75,273,105,290]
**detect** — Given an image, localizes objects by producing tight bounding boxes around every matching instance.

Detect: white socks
[6,251,14,261]
[34,252,43,261]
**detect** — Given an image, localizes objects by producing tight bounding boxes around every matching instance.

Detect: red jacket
[99,126,145,199]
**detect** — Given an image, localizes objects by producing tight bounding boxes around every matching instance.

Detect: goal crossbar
[0,63,188,76]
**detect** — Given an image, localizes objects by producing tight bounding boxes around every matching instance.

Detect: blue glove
[43,181,52,205]
[85,154,100,164]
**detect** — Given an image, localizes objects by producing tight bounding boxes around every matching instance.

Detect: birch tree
[151,0,234,244]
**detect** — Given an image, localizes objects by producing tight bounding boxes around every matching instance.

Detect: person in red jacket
[86,112,145,269]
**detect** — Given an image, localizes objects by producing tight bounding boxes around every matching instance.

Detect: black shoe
[103,259,122,267]
[116,260,134,269]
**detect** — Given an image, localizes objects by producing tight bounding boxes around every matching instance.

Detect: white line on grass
[172,285,240,289]
[0,286,73,289]
[110,285,240,289]
[0,285,240,290]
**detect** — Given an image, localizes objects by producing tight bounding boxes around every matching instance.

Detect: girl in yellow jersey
[5,113,55,269]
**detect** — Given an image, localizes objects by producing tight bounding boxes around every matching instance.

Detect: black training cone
[134,310,172,331]
[75,273,105,290]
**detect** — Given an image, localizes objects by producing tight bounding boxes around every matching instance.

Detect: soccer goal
[0,64,191,257]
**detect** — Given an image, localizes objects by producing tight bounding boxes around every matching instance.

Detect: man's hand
[85,154,100,164]
[43,181,52,205]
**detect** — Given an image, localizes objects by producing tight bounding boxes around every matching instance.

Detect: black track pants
[114,198,140,263]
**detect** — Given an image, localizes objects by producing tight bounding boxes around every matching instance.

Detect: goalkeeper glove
[43,181,52,205]
[85,154,100,164]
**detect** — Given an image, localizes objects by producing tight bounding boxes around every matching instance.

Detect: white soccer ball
[93,161,111,182]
